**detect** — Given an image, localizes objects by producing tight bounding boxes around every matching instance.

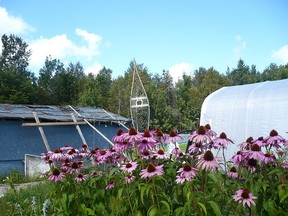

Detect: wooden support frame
[33,112,51,152]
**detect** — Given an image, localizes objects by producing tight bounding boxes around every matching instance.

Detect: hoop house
[200,79,288,160]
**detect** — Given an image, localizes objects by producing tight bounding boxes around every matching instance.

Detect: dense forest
[1,34,288,132]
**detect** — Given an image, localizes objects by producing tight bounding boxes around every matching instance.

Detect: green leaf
[147,205,158,216]
[160,200,171,214]
[174,206,184,216]
[197,202,207,216]
[208,201,221,216]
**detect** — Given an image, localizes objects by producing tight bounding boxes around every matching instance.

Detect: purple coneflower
[227,167,238,179]
[247,158,258,173]
[153,128,167,144]
[140,150,153,159]
[125,174,135,184]
[141,129,157,142]
[244,144,264,160]
[113,128,125,143]
[231,151,245,165]
[263,129,286,148]
[204,124,217,137]
[48,168,66,182]
[282,162,288,169]
[68,161,81,173]
[154,149,168,159]
[121,161,138,173]
[233,188,257,207]
[188,142,207,154]
[123,127,142,143]
[188,126,212,145]
[106,180,115,189]
[137,138,156,151]
[213,132,234,149]
[253,137,264,147]
[261,153,276,164]
[75,173,88,182]
[171,147,183,155]
[196,150,220,171]
[114,140,132,152]
[176,163,197,183]
[139,163,164,178]
[166,130,183,144]
[50,149,64,161]
[239,137,254,150]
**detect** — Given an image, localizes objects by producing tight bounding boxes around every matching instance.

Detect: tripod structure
[130,61,150,132]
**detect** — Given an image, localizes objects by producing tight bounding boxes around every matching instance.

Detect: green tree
[36,56,64,104]
[0,34,36,103]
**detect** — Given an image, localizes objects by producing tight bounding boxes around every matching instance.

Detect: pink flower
[231,151,245,165]
[238,137,254,150]
[227,167,238,179]
[263,129,286,148]
[153,149,168,159]
[282,162,288,169]
[261,153,276,164]
[188,126,212,145]
[48,168,66,182]
[75,173,88,182]
[188,142,207,154]
[121,161,138,173]
[243,144,264,160]
[50,149,64,161]
[213,132,234,149]
[125,174,135,184]
[139,163,164,178]
[113,128,125,143]
[137,138,156,151]
[253,137,264,147]
[171,147,183,155]
[166,130,183,144]
[140,150,153,159]
[176,164,197,184]
[196,150,220,171]
[123,128,142,143]
[106,180,115,190]
[233,188,257,207]
[204,124,217,137]
[141,129,157,143]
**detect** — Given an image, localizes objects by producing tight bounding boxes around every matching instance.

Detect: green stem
[152,178,162,215]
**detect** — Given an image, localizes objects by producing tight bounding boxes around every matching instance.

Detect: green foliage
[1,34,288,132]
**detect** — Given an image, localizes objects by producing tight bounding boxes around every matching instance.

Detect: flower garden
[1,125,288,215]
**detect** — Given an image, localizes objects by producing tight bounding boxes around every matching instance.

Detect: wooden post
[33,112,51,152]
[68,105,115,146]
[71,113,88,146]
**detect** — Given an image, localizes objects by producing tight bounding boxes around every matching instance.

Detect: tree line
[1,34,288,132]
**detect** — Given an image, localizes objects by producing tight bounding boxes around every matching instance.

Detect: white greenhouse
[200,79,288,160]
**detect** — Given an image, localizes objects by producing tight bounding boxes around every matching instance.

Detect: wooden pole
[68,105,114,146]
[33,112,51,152]
[22,122,87,126]
[71,113,88,146]
[102,108,129,130]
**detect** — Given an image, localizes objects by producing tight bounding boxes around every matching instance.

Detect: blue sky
[0,0,287,81]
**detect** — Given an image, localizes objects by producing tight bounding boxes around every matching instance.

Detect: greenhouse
[200,79,288,160]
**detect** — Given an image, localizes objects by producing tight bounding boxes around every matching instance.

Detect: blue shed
[0,104,131,174]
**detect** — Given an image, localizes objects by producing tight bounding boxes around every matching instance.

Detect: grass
[179,143,187,152]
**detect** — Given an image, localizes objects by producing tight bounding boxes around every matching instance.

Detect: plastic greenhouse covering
[200,79,288,160]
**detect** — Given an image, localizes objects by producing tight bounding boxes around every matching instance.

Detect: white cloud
[29,29,102,72]
[168,62,194,83]
[0,7,34,36]
[233,35,246,60]
[84,62,103,75]
[271,45,288,64]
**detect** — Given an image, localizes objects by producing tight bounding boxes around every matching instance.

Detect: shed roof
[0,104,131,123]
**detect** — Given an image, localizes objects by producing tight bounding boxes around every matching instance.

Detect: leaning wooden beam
[71,113,88,146]
[69,105,114,146]
[33,112,51,152]
[102,108,129,130]
[22,122,87,126]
